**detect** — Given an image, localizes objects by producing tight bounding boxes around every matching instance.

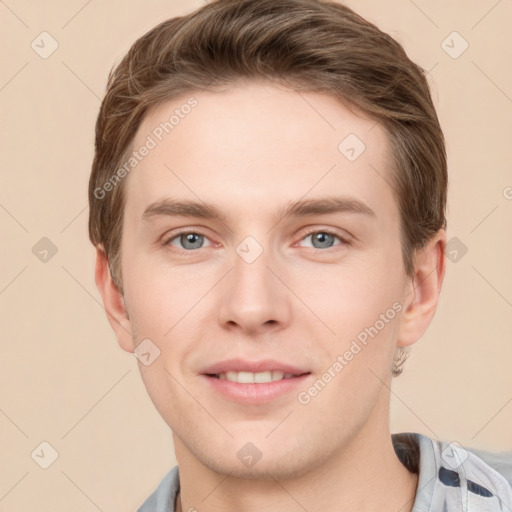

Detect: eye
[299,230,346,250]
[166,232,212,250]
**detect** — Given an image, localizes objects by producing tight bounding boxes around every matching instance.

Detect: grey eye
[177,233,205,250]
[309,232,336,249]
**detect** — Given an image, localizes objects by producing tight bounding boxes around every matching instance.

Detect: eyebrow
[141,196,375,223]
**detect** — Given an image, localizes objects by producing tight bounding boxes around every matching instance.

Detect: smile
[213,371,298,383]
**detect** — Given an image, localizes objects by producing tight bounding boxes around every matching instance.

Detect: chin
[193,443,320,481]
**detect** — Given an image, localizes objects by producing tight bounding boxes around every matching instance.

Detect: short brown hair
[88,0,447,376]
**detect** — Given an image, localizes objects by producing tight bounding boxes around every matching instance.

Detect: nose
[217,244,292,335]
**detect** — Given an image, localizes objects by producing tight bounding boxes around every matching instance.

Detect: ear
[396,229,446,347]
[94,246,134,353]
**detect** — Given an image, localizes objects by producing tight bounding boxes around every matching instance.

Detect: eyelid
[160,226,352,251]
[162,228,218,250]
[297,226,352,247]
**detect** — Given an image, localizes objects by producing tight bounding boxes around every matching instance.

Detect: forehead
[125,81,396,222]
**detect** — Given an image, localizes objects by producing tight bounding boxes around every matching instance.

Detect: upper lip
[201,358,310,376]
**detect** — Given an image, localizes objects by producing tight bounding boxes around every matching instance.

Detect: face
[116,81,414,479]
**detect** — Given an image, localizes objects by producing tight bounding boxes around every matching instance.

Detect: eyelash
[163,229,215,251]
[299,227,350,250]
[163,228,350,252]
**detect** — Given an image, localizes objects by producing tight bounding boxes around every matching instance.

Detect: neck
[173,413,418,512]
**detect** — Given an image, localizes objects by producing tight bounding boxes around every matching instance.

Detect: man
[88,0,512,510]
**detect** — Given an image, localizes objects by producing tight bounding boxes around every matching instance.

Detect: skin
[96,81,446,512]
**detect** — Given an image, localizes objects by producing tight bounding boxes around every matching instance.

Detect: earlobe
[396,230,446,347]
[94,247,134,353]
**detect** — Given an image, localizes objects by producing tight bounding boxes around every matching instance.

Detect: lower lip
[201,374,311,404]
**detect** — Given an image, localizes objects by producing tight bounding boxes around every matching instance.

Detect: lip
[200,358,311,405]
[201,358,309,376]
[201,373,311,404]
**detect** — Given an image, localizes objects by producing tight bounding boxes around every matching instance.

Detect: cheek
[298,300,402,424]
[297,256,405,384]
[122,250,202,336]
[303,262,402,333]
[123,259,223,384]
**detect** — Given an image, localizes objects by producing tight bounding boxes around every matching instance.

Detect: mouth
[208,370,305,383]
[200,360,312,404]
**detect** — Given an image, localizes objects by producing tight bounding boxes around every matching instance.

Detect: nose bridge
[217,238,290,332]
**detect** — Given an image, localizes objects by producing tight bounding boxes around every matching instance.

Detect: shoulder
[393,433,512,511]
[394,432,512,487]
[137,466,180,512]
[466,445,512,488]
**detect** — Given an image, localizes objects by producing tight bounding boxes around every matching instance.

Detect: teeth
[218,370,295,383]
[255,371,272,383]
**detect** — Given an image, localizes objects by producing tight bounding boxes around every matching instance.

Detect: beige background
[1,0,511,510]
